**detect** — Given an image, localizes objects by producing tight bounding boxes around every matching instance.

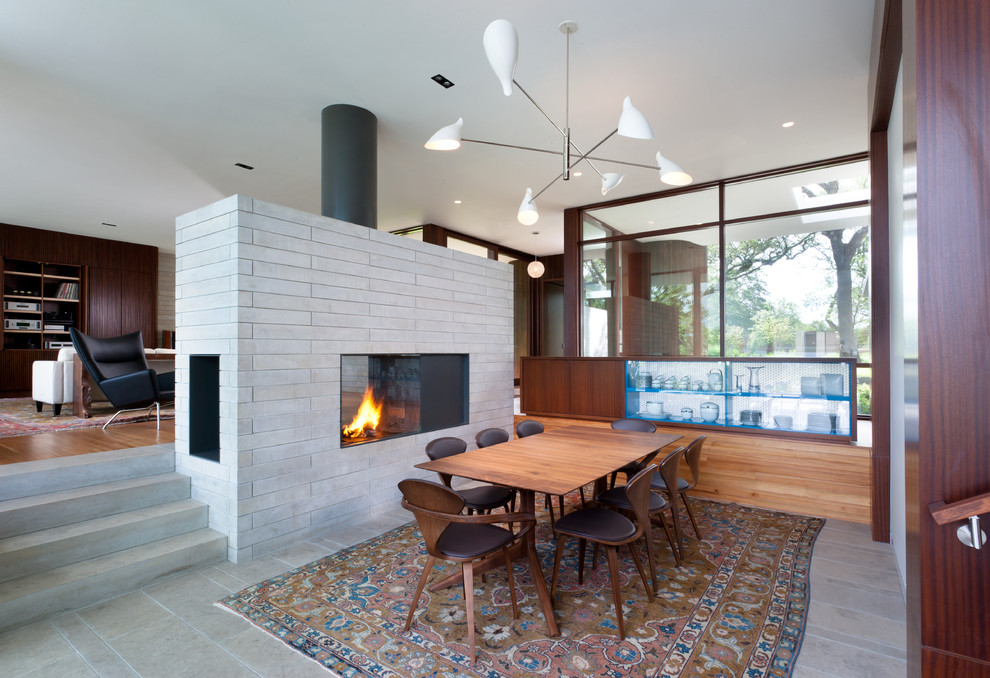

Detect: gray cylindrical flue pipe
[321,104,377,229]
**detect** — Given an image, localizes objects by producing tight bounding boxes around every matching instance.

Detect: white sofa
[32,347,176,416]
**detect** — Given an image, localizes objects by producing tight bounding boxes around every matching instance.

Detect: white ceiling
[0,1,874,257]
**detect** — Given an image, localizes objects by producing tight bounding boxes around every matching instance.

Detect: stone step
[0,528,227,633]
[0,499,208,583]
[0,473,191,539]
[0,445,175,502]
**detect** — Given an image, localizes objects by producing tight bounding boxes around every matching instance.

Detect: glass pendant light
[517,188,539,225]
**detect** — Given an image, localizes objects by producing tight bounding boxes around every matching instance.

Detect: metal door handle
[929,492,990,551]
[958,515,986,550]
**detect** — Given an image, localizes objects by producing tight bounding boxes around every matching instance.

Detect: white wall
[888,63,907,592]
[157,252,175,342]
[173,196,515,562]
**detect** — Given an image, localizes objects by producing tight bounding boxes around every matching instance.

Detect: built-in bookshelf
[2,258,84,350]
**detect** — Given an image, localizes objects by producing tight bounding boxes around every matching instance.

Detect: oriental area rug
[0,397,175,437]
[218,497,823,678]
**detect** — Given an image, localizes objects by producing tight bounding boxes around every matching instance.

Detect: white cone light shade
[601,172,624,195]
[656,152,693,186]
[617,96,654,139]
[517,188,539,225]
[425,118,463,150]
[527,260,546,278]
[484,20,518,96]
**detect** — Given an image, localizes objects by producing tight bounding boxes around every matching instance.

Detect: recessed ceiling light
[234,162,255,170]
[782,121,795,128]
[453,200,462,204]
[573,171,583,177]
[431,74,455,89]
[647,220,654,225]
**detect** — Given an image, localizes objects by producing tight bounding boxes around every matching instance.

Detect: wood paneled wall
[521,415,872,524]
[0,224,158,396]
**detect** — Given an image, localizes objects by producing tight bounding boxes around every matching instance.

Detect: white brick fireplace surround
[174,196,514,562]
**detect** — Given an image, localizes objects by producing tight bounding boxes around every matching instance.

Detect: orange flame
[342,387,382,438]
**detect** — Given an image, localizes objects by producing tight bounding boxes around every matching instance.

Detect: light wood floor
[0,419,175,465]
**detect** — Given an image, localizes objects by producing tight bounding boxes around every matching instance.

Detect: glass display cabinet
[624,357,857,441]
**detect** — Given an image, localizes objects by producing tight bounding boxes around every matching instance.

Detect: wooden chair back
[683,435,707,490]
[658,446,686,496]
[624,463,659,539]
[398,479,466,557]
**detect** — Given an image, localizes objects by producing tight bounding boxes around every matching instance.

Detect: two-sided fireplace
[340,353,468,447]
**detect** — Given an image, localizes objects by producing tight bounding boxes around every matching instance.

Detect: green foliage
[857,381,872,416]
[748,300,801,354]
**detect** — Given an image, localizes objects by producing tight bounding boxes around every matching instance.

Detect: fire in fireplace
[340,353,468,447]
[341,387,382,439]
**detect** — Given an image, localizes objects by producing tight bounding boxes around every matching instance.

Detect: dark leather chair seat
[553,507,636,542]
[437,523,514,559]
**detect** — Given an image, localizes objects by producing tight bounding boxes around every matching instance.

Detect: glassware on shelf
[746,365,765,392]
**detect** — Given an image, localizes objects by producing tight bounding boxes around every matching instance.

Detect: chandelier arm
[566,129,619,179]
[512,80,566,138]
[531,173,564,202]
[461,138,563,156]
[461,138,663,171]
[580,156,662,171]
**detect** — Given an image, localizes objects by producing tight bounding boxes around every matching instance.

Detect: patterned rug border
[218,499,825,678]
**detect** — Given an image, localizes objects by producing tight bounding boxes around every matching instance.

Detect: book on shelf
[54,282,79,300]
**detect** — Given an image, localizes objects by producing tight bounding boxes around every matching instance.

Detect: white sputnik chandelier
[426,19,693,225]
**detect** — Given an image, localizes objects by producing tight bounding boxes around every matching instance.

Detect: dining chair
[514,419,585,525]
[514,419,544,438]
[398,478,538,662]
[596,446,686,587]
[550,464,657,640]
[425,437,515,514]
[651,435,706,539]
[607,417,659,489]
[475,427,510,448]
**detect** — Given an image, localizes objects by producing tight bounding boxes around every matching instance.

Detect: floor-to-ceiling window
[578,155,873,415]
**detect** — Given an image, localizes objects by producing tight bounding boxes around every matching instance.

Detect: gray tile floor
[0,510,905,677]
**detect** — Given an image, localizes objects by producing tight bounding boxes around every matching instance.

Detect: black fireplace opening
[340,353,468,447]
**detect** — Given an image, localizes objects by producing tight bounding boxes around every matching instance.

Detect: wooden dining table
[414,424,682,637]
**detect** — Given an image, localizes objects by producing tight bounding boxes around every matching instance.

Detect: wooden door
[907,0,990,675]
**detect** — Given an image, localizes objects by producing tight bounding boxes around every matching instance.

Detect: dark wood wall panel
[569,359,625,418]
[869,129,892,543]
[520,358,571,415]
[86,268,123,338]
[120,270,155,344]
[911,0,990,672]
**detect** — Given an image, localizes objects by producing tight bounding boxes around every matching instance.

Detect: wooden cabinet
[520,357,625,419]
[2,259,83,351]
